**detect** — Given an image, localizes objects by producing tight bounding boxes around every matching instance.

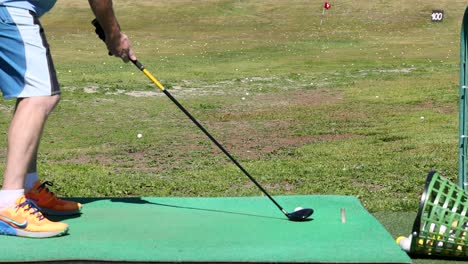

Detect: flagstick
[320,7,325,25]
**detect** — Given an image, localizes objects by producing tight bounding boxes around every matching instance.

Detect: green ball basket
[410,171,468,258]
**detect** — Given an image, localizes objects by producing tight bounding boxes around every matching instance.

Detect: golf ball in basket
[294,207,303,212]
[396,235,412,252]
[137,133,143,138]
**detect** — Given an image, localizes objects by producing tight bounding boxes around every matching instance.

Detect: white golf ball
[397,235,412,252]
[241,97,246,100]
[294,207,303,212]
[137,133,143,138]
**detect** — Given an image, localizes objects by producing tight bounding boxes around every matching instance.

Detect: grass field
[0,1,468,263]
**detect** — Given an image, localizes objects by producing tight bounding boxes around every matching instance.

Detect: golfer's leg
[0,98,69,239]
[2,95,60,190]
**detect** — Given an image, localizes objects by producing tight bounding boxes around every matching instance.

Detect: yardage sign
[431,10,444,22]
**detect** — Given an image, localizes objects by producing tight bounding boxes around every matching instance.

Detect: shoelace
[38,181,55,196]
[17,199,44,221]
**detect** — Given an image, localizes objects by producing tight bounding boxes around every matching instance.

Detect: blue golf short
[0,6,60,99]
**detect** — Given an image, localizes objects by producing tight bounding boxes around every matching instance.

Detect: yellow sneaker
[0,196,68,238]
[26,181,82,216]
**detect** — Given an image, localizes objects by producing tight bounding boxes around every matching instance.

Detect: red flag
[324,2,331,10]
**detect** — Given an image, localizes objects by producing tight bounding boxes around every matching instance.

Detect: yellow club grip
[142,69,165,91]
[131,60,165,91]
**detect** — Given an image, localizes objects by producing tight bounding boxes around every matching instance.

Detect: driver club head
[287,208,314,221]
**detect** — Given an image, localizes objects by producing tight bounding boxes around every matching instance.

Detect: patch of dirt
[360,68,416,74]
[414,99,456,114]
[252,88,343,107]
[0,104,13,115]
[52,88,359,172]
[124,91,162,97]
[204,89,356,159]
[84,85,99,94]
[210,120,357,160]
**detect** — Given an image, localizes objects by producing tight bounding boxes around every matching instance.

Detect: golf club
[92,19,313,221]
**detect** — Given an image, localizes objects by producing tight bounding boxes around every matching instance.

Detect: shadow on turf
[409,254,468,262]
[60,197,313,222]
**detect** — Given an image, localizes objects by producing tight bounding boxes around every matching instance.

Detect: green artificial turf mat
[0,195,410,263]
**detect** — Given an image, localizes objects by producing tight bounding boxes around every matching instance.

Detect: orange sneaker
[25,181,82,216]
[0,196,68,238]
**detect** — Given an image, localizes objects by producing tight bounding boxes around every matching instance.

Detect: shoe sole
[0,221,68,238]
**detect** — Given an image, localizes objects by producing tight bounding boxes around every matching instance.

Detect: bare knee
[47,95,61,114]
[15,95,61,116]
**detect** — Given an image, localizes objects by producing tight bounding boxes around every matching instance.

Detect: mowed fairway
[0,1,467,261]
